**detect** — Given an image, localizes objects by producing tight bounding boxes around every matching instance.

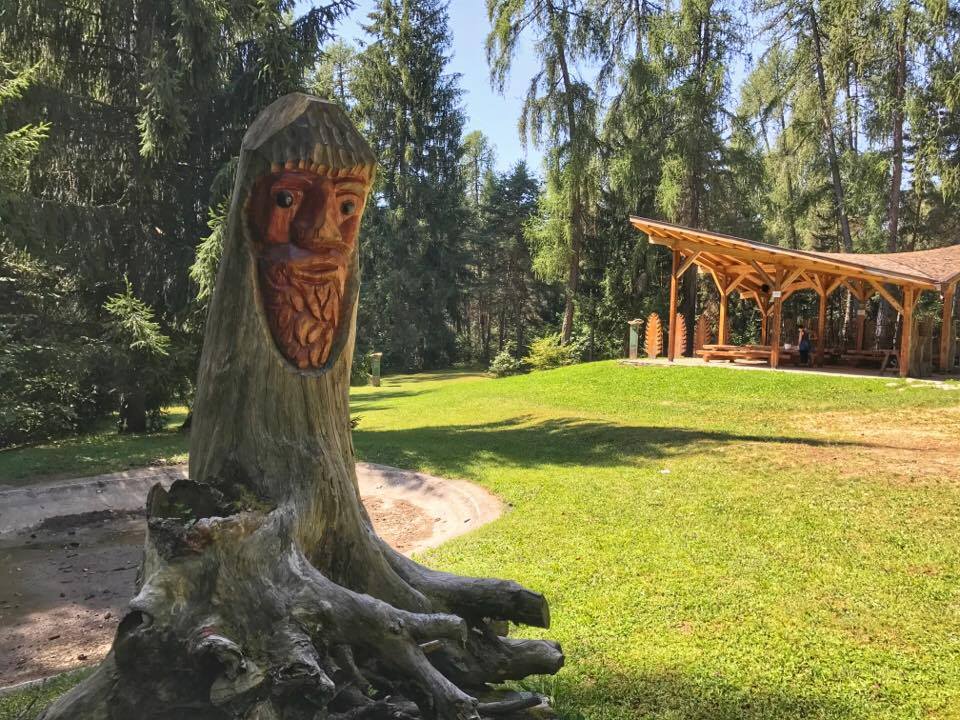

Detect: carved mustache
[260,259,345,369]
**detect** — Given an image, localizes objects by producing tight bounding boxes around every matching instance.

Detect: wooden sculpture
[645,312,663,358]
[38,94,561,720]
[673,313,688,358]
[694,314,711,351]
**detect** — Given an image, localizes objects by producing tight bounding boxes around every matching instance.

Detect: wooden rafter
[867,279,903,315]
[750,260,776,289]
[676,251,702,279]
[824,275,846,297]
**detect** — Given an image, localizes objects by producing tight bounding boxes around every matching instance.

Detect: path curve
[0,463,502,688]
[0,462,502,552]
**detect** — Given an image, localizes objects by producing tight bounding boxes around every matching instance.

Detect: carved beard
[258,256,347,369]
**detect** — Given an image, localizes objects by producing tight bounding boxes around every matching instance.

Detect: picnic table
[697,344,797,365]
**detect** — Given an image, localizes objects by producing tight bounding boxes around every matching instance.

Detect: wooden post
[369,352,383,386]
[939,282,956,372]
[668,249,680,362]
[899,287,917,378]
[718,290,729,345]
[627,319,643,360]
[770,286,784,369]
[816,289,828,366]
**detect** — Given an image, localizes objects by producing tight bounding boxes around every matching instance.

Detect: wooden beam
[770,290,783,368]
[718,291,729,345]
[782,267,804,291]
[750,260,776,289]
[676,251,702,279]
[842,279,870,302]
[638,228,936,290]
[939,281,956,372]
[824,275,846,298]
[668,249,680,362]
[725,273,749,296]
[650,236,937,291]
[867,279,904,316]
[900,287,918,378]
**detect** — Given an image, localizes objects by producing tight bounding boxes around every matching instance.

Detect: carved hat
[241,94,377,180]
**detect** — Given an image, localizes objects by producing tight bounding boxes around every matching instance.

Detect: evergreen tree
[487,0,599,345]
[0,0,353,433]
[352,0,468,370]
[479,162,553,359]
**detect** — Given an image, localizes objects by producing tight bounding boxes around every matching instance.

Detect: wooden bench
[697,344,796,365]
[841,349,896,366]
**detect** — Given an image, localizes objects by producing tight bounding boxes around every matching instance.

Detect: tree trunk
[877,6,909,346]
[809,7,853,254]
[120,385,147,434]
[39,94,562,720]
[549,1,583,346]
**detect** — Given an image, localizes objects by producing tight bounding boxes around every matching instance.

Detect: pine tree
[487,0,599,345]
[0,0,353,431]
[352,0,468,370]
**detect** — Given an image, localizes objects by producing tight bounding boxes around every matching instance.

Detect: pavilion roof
[630,216,960,291]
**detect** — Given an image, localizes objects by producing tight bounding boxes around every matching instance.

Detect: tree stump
[645,312,663,358]
[38,94,562,720]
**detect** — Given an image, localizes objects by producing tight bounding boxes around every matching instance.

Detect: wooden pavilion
[630,216,960,377]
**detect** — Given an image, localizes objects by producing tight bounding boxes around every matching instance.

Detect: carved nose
[291,181,344,252]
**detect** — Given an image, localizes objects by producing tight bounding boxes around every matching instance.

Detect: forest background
[1,0,959,445]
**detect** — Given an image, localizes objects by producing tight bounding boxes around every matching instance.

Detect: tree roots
[37,481,563,720]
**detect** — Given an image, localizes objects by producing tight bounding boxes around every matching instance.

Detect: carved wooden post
[37,94,562,720]
[645,313,664,358]
[627,318,643,359]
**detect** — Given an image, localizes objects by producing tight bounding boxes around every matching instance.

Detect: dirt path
[0,463,501,688]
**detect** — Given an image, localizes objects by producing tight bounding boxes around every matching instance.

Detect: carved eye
[340,199,357,216]
[275,190,294,208]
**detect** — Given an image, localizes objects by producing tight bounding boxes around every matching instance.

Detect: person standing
[798,325,812,366]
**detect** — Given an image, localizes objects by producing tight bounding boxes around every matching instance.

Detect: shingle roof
[630,216,960,290]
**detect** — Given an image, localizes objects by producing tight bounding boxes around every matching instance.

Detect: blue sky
[308,1,757,173]
[331,0,545,172]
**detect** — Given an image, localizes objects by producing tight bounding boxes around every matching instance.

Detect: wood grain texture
[37,94,561,720]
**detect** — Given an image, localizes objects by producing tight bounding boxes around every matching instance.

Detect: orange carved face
[248,169,368,369]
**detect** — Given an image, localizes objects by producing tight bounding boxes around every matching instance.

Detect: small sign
[858,309,866,316]
[772,290,782,298]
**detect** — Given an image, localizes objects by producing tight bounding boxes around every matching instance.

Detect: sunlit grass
[0,407,189,485]
[3,363,960,719]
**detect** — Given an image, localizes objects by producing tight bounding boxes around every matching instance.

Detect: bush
[351,352,371,386]
[0,243,107,447]
[489,347,526,377]
[523,333,578,371]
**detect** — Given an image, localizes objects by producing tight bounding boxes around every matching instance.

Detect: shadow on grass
[0,431,188,486]
[353,416,869,477]
[539,668,856,720]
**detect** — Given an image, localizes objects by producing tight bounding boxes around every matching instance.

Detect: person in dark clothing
[798,325,812,365]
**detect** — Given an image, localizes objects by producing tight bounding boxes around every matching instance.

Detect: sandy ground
[0,464,500,688]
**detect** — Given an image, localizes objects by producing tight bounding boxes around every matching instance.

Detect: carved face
[248,169,368,369]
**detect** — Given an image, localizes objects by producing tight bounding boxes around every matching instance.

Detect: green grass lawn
[0,407,189,486]
[349,363,960,720]
[3,362,960,719]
